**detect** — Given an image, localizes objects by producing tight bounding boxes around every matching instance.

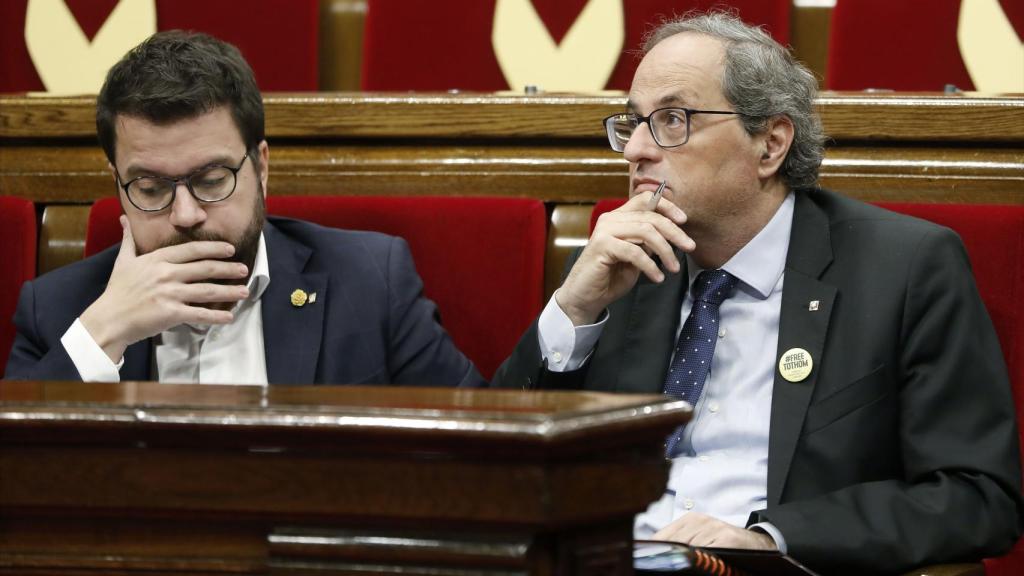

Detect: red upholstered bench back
[362,0,791,91]
[876,203,1024,576]
[825,0,1024,91]
[0,0,320,92]
[86,196,546,380]
[870,203,1024,390]
[0,197,37,374]
[591,198,1024,573]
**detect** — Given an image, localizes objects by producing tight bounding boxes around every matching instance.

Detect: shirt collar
[686,191,794,299]
[245,232,271,303]
[179,232,270,334]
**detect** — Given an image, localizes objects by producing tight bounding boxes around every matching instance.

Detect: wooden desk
[0,382,689,575]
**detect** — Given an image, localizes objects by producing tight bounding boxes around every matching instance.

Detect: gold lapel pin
[808,300,820,311]
[290,289,308,308]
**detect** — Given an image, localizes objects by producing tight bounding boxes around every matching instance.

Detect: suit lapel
[767,191,836,505]
[121,339,152,380]
[610,255,688,393]
[261,221,328,385]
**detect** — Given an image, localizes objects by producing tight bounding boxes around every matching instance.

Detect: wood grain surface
[2,92,1021,286]
[0,382,687,575]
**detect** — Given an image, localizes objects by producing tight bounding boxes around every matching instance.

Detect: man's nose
[167,182,208,228]
[623,122,662,163]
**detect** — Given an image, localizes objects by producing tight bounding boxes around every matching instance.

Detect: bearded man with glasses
[492,11,1021,574]
[5,31,485,389]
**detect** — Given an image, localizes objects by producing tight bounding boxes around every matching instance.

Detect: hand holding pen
[553,179,695,326]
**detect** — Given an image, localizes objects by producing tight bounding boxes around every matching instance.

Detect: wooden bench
[1,91,1021,300]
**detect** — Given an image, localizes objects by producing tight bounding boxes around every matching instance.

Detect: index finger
[624,190,687,225]
[115,214,137,262]
[652,196,687,226]
[154,240,236,264]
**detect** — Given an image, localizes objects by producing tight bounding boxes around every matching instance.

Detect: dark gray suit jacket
[5,216,485,388]
[492,188,1023,574]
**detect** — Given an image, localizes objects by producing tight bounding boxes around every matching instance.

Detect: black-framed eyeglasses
[115,153,249,212]
[603,107,741,152]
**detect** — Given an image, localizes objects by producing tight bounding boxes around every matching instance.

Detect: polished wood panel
[790,5,832,84]
[3,92,1023,140]
[318,0,367,91]
[0,381,689,575]
[38,204,89,274]
[2,92,1021,292]
[546,205,592,299]
[0,94,623,139]
[818,94,1024,142]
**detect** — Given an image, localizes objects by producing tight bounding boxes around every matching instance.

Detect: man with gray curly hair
[493,11,1021,573]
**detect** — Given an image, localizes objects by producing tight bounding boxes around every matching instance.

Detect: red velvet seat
[826,0,1024,91]
[0,197,37,375]
[362,0,790,91]
[85,196,547,380]
[875,203,1024,576]
[591,198,1024,572]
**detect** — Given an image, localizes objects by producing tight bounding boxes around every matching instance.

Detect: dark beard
[150,192,265,310]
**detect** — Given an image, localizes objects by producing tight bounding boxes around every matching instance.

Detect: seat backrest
[826,0,1024,91]
[362,0,790,91]
[85,196,547,380]
[875,203,1024,576]
[872,203,1024,395]
[0,197,37,374]
[0,0,319,92]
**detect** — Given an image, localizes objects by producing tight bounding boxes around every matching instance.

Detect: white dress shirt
[61,234,271,385]
[537,193,795,549]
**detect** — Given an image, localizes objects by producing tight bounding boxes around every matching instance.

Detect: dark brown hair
[96,30,265,165]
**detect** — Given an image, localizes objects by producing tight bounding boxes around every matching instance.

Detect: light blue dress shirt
[538,193,795,549]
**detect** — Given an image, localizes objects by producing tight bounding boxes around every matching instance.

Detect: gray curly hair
[644,12,825,189]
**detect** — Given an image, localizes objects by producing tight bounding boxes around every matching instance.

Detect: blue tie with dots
[663,269,739,456]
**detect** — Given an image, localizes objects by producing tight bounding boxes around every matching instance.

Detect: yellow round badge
[290,289,308,308]
[778,348,813,382]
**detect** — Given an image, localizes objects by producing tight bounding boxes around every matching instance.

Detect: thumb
[114,214,137,264]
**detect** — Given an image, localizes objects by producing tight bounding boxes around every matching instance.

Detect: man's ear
[757,115,794,180]
[257,140,269,197]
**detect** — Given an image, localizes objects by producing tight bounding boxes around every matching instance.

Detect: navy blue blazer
[5,217,485,388]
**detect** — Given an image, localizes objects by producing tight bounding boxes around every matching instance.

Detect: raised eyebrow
[657,94,689,108]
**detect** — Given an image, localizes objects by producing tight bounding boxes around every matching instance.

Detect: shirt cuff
[536,294,606,372]
[60,318,123,382]
[749,522,787,554]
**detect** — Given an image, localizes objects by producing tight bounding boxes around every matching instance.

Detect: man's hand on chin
[80,215,249,363]
[652,513,777,550]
